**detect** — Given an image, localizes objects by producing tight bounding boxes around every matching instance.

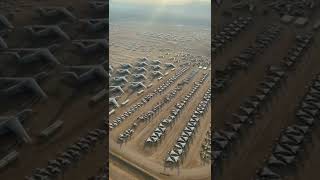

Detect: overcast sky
[110,0,210,27]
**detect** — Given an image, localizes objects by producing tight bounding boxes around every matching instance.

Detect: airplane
[0,109,33,143]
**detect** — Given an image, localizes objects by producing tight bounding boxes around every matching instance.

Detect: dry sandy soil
[214,0,320,180]
[109,22,211,180]
[0,0,107,179]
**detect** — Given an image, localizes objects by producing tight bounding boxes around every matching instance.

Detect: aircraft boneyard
[145,74,209,145]
[212,17,253,57]
[110,76,128,85]
[134,67,147,73]
[109,66,191,130]
[72,39,107,54]
[165,87,211,166]
[109,86,124,96]
[0,1,107,179]
[149,65,162,71]
[164,63,176,69]
[0,109,33,143]
[131,74,147,81]
[214,24,282,92]
[116,69,131,75]
[213,3,320,178]
[151,71,164,78]
[136,61,148,67]
[255,73,320,179]
[1,48,61,65]
[24,25,70,40]
[109,98,120,108]
[0,77,48,99]
[214,33,314,173]
[35,7,77,22]
[128,82,146,91]
[61,64,107,85]
[120,63,133,69]
[109,55,212,176]
[109,9,211,178]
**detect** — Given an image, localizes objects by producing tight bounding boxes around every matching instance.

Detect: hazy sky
[110,0,210,27]
[111,0,210,6]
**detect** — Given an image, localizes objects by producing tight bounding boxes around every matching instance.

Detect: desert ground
[109,21,211,180]
[0,0,107,179]
[214,0,320,180]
